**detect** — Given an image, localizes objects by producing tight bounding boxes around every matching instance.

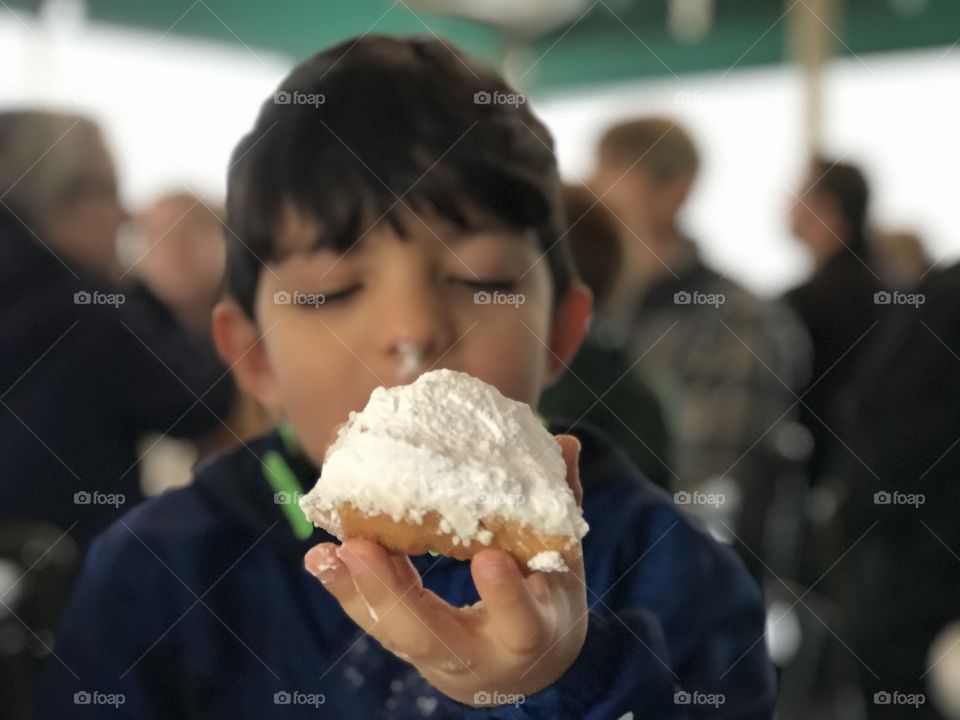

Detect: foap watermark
[274,291,326,308]
[74,290,125,307]
[672,85,735,108]
[74,690,125,708]
[874,690,925,708]
[474,290,524,307]
[273,90,325,107]
[74,490,125,508]
[674,490,725,508]
[674,90,708,106]
[874,490,925,508]
[475,492,526,508]
[273,690,325,707]
[473,691,525,707]
[674,690,725,708]
[274,491,304,505]
[874,290,924,308]
[674,290,725,308]
[473,90,526,107]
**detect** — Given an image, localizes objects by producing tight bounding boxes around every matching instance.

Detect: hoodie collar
[191,425,327,558]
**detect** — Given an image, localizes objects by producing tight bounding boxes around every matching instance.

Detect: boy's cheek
[460,330,548,407]
[261,341,353,463]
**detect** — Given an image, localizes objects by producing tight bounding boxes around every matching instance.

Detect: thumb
[555,434,583,506]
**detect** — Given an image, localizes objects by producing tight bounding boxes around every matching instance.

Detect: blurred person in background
[0,110,236,718]
[784,157,882,486]
[833,260,960,719]
[0,110,237,547]
[539,183,672,489]
[592,117,809,576]
[871,228,933,291]
[133,193,274,494]
[136,193,229,341]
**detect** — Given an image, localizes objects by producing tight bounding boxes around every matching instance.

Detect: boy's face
[213,203,591,466]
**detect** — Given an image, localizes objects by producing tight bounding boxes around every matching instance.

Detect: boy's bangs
[259,153,555,262]
[223,35,573,316]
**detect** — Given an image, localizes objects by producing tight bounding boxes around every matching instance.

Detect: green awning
[5,0,958,92]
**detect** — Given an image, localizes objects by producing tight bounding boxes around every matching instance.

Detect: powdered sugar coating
[298,369,588,557]
[527,550,567,572]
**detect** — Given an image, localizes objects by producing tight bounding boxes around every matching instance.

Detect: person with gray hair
[0,111,124,280]
[0,109,236,549]
[0,110,238,719]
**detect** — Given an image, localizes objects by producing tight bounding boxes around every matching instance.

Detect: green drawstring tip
[428,551,441,557]
[263,450,315,541]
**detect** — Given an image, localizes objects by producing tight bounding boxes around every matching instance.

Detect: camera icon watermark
[473,690,525,707]
[673,290,725,308]
[473,290,524,307]
[873,690,925,707]
[674,490,725,508]
[273,291,326,307]
[273,690,325,707]
[473,90,526,107]
[273,90,325,107]
[74,490,125,508]
[475,492,526,507]
[273,491,303,505]
[873,490,925,508]
[74,690,125,707]
[874,290,924,308]
[74,290,125,308]
[673,90,709,106]
[673,690,725,708]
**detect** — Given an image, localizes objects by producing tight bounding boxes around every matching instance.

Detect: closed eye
[311,284,361,304]
[452,277,518,291]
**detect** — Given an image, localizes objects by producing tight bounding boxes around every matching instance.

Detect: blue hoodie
[37,422,775,719]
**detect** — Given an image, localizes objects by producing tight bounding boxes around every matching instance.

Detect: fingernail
[306,545,341,584]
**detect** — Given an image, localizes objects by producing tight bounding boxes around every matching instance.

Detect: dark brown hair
[225,34,576,317]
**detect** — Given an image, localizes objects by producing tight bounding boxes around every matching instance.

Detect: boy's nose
[380,286,455,381]
[396,341,425,380]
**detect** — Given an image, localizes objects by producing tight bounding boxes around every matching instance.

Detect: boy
[37,35,775,718]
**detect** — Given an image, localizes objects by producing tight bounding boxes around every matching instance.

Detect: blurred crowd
[1,108,957,720]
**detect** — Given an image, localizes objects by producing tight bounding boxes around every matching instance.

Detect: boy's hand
[304,434,588,706]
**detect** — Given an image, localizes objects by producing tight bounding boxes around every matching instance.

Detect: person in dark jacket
[37,36,775,718]
[836,262,960,719]
[784,157,883,485]
[0,111,235,549]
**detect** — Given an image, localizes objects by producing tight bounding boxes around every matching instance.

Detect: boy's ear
[545,280,593,385]
[211,300,281,412]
